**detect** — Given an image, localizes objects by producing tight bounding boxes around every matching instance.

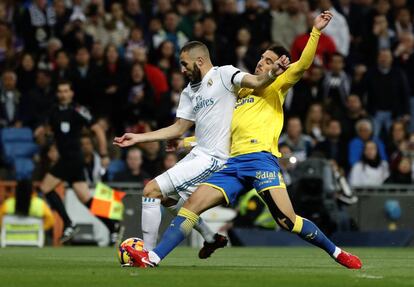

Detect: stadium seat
[0,128,33,144]
[1,215,44,247]
[14,158,35,180]
[3,142,38,164]
[106,160,127,181]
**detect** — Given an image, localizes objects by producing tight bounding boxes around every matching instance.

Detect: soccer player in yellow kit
[127,11,362,269]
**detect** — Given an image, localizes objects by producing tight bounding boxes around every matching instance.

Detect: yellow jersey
[230,27,322,158]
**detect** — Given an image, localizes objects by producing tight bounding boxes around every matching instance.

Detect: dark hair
[56,79,73,89]
[266,44,291,60]
[15,180,33,216]
[180,41,209,55]
[330,52,344,61]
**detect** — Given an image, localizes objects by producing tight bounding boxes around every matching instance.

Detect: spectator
[16,52,37,95]
[21,0,56,52]
[162,152,178,172]
[71,46,102,110]
[279,116,313,162]
[0,180,54,231]
[322,53,351,118]
[361,15,397,66]
[132,46,169,104]
[394,7,412,39]
[348,119,387,167]
[340,94,368,141]
[151,10,188,53]
[158,70,185,127]
[178,0,206,39]
[62,12,93,54]
[156,40,179,78]
[38,37,62,71]
[215,0,243,44]
[81,134,105,185]
[124,0,147,32]
[113,147,150,183]
[124,26,147,63]
[200,15,229,65]
[105,2,134,48]
[232,27,259,72]
[123,63,156,129]
[284,65,324,121]
[313,119,349,172]
[385,156,412,184]
[52,0,71,40]
[90,41,105,67]
[271,0,307,50]
[0,70,22,128]
[364,49,410,138]
[0,21,22,71]
[52,49,71,85]
[317,0,350,56]
[32,143,59,181]
[84,3,110,47]
[241,0,270,46]
[291,12,336,67]
[349,140,389,186]
[23,69,55,129]
[278,143,294,187]
[386,120,408,158]
[304,102,325,144]
[100,44,129,132]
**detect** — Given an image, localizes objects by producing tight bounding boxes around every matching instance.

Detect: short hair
[266,44,291,60]
[57,79,73,89]
[180,41,210,59]
[355,119,373,132]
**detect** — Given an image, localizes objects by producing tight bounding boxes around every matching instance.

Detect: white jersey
[176,65,247,161]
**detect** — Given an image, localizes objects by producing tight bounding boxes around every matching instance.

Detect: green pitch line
[0,247,413,287]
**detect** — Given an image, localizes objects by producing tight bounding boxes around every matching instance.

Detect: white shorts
[155,150,225,200]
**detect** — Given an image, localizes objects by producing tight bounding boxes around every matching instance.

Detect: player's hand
[113,133,142,147]
[314,11,333,31]
[272,55,290,76]
[166,139,184,152]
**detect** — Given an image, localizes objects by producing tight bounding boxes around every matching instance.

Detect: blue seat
[1,128,33,144]
[14,158,35,180]
[107,160,127,181]
[3,142,38,164]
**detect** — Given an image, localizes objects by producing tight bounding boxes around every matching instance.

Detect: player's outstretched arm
[282,11,333,90]
[113,118,194,148]
[240,55,290,90]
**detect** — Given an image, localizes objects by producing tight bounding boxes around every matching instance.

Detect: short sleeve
[176,87,195,121]
[219,65,248,91]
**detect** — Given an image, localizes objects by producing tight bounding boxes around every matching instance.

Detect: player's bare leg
[73,181,119,245]
[126,185,226,267]
[260,187,362,269]
[40,173,77,243]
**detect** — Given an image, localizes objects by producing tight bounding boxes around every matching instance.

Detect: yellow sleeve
[42,202,55,231]
[0,204,5,227]
[183,136,197,148]
[272,27,321,94]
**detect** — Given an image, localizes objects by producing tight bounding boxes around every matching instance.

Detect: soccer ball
[118,237,145,265]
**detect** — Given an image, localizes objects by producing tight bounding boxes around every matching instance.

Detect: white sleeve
[176,87,195,121]
[219,65,248,91]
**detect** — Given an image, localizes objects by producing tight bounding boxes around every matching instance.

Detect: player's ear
[195,56,204,67]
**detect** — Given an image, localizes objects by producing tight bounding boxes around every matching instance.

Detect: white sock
[333,247,342,258]
[166,197,215,243]
[141,197,161,251]
[148,251,161,265]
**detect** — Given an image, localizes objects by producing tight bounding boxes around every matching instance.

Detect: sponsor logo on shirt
[235,97,254,109]
[193,95,215,113]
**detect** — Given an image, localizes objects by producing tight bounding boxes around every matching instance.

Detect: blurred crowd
[0,0,414,187]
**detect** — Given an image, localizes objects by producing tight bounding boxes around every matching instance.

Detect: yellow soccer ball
[118,237,145,265]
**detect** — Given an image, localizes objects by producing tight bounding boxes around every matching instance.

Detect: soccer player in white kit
[114,41,289,258]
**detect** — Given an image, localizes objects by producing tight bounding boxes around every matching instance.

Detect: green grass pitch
[1,247,413,287]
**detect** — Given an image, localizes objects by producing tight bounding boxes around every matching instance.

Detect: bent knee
[143,180,162,199]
